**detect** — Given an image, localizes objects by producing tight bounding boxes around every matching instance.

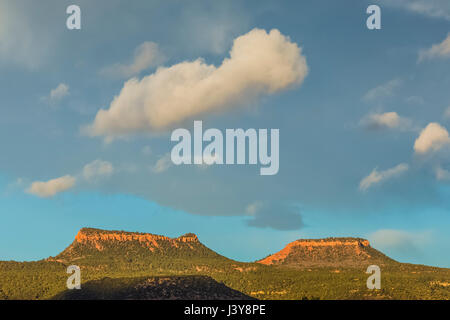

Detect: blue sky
[0,0,450,267]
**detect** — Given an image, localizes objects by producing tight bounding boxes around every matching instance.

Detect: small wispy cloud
[405,95,424,105]
[26,175,76,198]
[360,111,412,131]
[50,83,69,100]
[419,34,450,61]
[25,159,115,197]
[82,159,114,181]
[42,83,70,105]
[379,0,450,20]
[359,163,409,191]
[100,42,166,79]
[151,153,172,173]
[363,79,401,102]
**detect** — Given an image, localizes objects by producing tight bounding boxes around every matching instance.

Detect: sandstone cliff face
[258,237,395,268]
[73,228,199,251]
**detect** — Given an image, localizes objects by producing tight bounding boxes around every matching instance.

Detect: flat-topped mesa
[291,238,370,248]
[258,237,394,267]
[50,228,227,264]
[75,228,199,245]
[54,228,202,256]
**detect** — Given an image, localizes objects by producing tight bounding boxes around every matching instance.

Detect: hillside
[1,227,449,300]
[53,275,255,300]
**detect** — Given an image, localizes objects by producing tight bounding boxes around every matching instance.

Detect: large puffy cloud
[245,201,303,231]
[419,34,450,61]
[100,42,166,79]
[26,175,76,198]
[359,163,409,191]
[86,28,308,140]
[414,123,450,154]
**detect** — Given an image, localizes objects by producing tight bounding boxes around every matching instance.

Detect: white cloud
[363,79,402,101]
[419,34,450,61]
[100,42,166,78]
[359,163,409,191]
[49,83,70,101]
[25,159,114,197]
[436,166,450,181]
[414,123,450,154]
[82,160,114,181]
[26,175,76,198]
[85,28,308,140]
[151,154,172,173]
[379,0,450,20]
[360,111,411,130]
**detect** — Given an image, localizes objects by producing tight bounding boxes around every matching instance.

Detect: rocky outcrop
[73,228,198,251]
[258,237,395,268]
